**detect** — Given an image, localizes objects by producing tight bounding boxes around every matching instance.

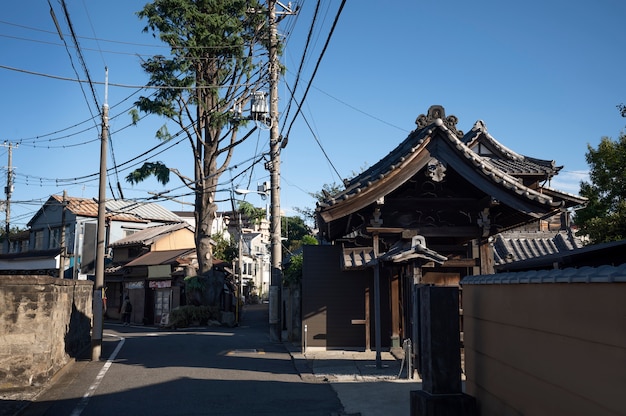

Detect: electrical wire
[282,0,346,143]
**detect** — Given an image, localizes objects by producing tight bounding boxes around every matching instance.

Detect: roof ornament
[477,208,491,237]
[415,105,463,137]
[426,157,447,182]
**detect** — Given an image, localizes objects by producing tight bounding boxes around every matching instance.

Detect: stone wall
[0,275,93,389]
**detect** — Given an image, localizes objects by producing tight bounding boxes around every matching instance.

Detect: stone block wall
[0,275,93,389]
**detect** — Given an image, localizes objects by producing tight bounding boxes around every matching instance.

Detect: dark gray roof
[493,231,584,265]
[462,263,626,285]
[318,106,581,215]
[125,248,195,267]
[462,120,561,177]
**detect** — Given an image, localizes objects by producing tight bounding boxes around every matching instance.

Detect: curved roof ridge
[464,120,559,174]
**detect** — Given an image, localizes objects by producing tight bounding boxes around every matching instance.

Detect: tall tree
[576,133,626,244]
[128,0,267,274]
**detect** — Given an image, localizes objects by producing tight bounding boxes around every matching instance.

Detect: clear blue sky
[1,1,625,228]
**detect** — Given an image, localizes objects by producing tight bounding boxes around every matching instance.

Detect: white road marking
[70,333,125,416]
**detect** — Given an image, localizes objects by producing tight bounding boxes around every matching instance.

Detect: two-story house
[0,195,184,278]
[105,222,197,325]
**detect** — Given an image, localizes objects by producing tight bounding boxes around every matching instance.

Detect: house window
[123,229,139,238]
[33,230,44,250]
[49,227,62,249]
[9,240,21,253]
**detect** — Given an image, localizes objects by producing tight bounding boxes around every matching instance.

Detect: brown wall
[462,279,626,416]
[0,275,93,389]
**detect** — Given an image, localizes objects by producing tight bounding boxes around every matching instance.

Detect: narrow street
[21,304,342,416]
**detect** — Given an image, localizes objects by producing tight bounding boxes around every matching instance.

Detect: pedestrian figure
[121,295,132,326]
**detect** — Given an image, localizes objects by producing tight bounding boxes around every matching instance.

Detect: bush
[169,305,219,328]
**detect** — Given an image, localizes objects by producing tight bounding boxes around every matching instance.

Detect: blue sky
[0,1,625,228]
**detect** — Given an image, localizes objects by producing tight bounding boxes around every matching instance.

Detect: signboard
[149,280,172,289]
[148,265,171,278]
[126,281,144,290]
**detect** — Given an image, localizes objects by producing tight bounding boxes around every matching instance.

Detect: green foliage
[125,161,170,185]
[170,305,219,327]
[212,233,237,263]
[126,0,269,276]
[576,133,626,243]
[294,182,345,224]
[301,235,318,246]
[283,253,303,286]
[237,200,266,225]
[283,215,316,254]
[184,275,206,291]
[0,225,26,241]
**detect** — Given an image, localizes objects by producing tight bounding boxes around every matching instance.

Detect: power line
[0,64,260,90]
[282,0,346,142]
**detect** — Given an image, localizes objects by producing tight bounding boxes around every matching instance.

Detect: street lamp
[235,182,280,338]
[235,183,270,220]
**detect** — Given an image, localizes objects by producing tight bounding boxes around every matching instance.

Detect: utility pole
[59,190,67,278]
[248,0,296,341]
[92,68,109,361]
[267,0,282,342]
[2,142,16,253]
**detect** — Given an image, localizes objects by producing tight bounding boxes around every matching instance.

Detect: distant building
[0,195,184,278]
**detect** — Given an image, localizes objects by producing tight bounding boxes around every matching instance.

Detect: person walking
[121,295,132,326]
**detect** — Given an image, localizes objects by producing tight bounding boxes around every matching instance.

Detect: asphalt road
[21,304,343,416]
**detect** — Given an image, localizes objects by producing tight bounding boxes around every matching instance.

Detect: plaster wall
[0,275,93,389]
[462,282,626,416]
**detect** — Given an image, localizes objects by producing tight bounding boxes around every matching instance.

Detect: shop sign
[149,280,172,289]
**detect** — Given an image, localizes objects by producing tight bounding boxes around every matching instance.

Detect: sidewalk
[286,345,423,416]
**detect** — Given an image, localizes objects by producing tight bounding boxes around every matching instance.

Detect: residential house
[0,195,184,278]
[307,105,586,361]
[239,232,270,301]
[105,222,197,325]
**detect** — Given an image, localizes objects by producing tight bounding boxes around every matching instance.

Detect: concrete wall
[0,275,93,389]
[462,266,626,416]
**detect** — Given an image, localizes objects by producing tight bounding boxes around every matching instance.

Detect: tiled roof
[38,195,183,224]
[493,231,584,265]
[318,106,581,214]
[110,222,192,247]
[125,248,195,267]
[461,263,626,285]
[463,120,561,177]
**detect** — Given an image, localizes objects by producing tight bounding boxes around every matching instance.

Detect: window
[123,228,139,238]
[49,227,62,249]
[33,230,44,250]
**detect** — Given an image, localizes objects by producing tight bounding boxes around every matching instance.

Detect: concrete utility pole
[2,142,16,253]
[267,0,282,342]
[92,68,109,361]
[59,190,67,278]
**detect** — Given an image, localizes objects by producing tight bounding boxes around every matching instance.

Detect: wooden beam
[441,258,478,268]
